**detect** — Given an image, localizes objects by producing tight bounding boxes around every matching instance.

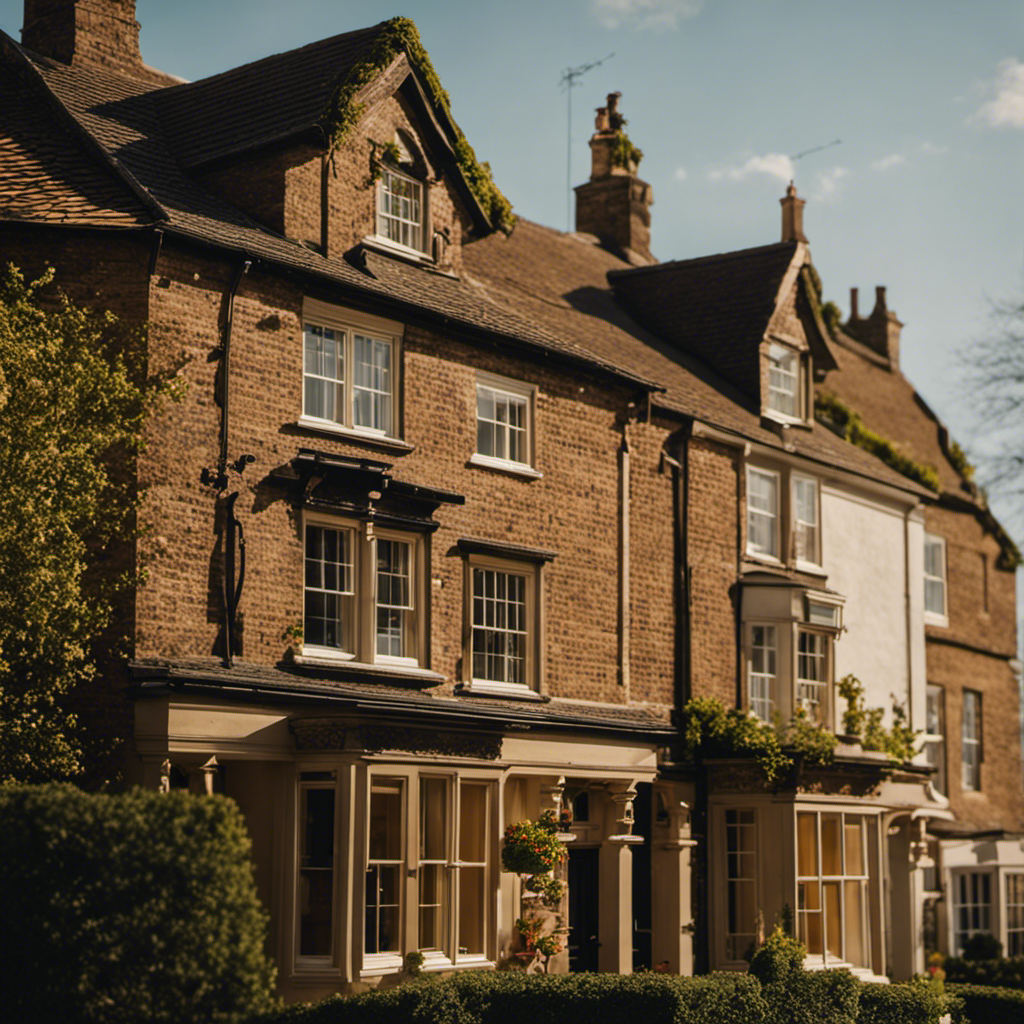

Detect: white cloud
[673,165,688,182]
[870,154,905,171]
[810,166,849,202]
[919,141,949,155]
[970,58,1024,128]
[709,152,794,185]
[591,0,703,31]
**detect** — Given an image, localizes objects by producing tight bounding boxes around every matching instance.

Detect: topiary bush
[0,783,277,1024]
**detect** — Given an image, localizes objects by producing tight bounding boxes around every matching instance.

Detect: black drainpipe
[201,260,251,667]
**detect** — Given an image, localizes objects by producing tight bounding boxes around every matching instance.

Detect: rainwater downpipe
[219,260,250,667]
[619,423,631,693]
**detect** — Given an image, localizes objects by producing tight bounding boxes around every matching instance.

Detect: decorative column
[599,781,643,973]
[651,785,698,974]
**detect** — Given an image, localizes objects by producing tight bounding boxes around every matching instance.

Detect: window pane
[962,691,981,791]
[747,469,779,557]
[797,813,817,876]
[369,782,403,860]
[793,477,819,563]
[458,866,486,955]
[418,863,445,951]
[844,819,864,876]
[303,324,343,422]
[768,344,799,417]
[821,814,841,875]
[924,536,946,615]
[420,777,447,861]
[472,567,529,684]
[726,808,757,961]
[459,782,488,864]
[749,625,776,722]
[376,539,413,659]
[353,334,393,434]
[824,882,842,958]
[299,787,334,957]
[304,526,354,650]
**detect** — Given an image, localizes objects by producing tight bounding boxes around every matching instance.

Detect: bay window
[797,811,876,968]
[953,872,991,952]
[364,771,495,972]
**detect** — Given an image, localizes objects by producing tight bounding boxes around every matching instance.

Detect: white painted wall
[821,484,926,727]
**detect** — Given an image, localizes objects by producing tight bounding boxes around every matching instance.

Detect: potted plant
[501,811,566,875]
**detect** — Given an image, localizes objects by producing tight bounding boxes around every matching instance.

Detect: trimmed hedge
[268,973,767,1024]
[0,784,277,1024]
[858,980,962,1024]
[947,983,1024,1024]
[945,956,1024,989]
[263,970,966,1024]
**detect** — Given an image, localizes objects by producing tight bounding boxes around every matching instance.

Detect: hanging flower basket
[501,814,566,875]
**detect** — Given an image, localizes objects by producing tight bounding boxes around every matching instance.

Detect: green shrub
[858,979,962,1024]
[946,983,1024,1024]
[962,933,1004,961]
[944,955,1024,989]
[0,784,277,1024]
[265,973,767,1024]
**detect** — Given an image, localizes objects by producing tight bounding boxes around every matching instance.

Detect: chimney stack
[780,182,807,243]
[844,284,903,370]
[22,0,149,78]
[574,92,655,266]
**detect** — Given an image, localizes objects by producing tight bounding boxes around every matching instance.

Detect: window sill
[924,611,949,629]
[795,559,827,577]
[455,680,546,702]
[745,551,784,566]
[293,417,414,454]
[468,453,543,480]
[292,653,445,688]
[363,234,433,265]
[762,410,810,429]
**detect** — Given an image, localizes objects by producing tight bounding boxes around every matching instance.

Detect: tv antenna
[790,139,843,161]
[560,52,614,231]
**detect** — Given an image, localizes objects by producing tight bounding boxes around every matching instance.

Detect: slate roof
[462,219,931,497]
[608,241,799,400]
[823,330,968,496]
[0,26,929,497]
[0,34,656,390]
[154,24,384,169]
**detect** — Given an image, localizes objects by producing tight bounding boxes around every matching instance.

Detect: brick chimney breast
[574,92,655,266]
[23,0,142,75]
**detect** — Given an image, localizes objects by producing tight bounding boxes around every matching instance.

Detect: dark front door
[568,846,600,972]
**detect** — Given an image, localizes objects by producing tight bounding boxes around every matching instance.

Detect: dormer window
[377,167,424,252]
[768,343,800,418]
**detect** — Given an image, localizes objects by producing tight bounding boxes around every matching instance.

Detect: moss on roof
[320,17,513,233]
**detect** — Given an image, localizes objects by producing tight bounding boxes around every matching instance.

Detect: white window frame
[952,870,992,953]
[299,300,403,443]
[1007,873,1024,957]
[376,165,426,255]
[462,553,541,696]
[923,684,947,795]
[962,689,982,792]
[470,373,541,479]
[796,628,830,725]
[746,466,781,560]
[924,533,948,626]
[302,513,424,670]
[748,623,778,722]
[792,475,821,568]
[796,809,876,969]
[361,768,497,976]
[767,343,802,421]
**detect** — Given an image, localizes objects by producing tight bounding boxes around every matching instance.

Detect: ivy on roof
[815,391,941,493]
[320,17,514,234]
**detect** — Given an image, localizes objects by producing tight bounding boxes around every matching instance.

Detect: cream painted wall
[821,485,926,727]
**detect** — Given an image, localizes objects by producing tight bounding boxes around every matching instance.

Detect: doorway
[567,846,600,971]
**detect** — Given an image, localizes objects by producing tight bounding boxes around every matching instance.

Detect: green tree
[0,265,168,783]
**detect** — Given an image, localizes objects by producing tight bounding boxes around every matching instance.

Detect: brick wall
[686,436,741,705]
[923,504,1022,831]
[135,241,678,709]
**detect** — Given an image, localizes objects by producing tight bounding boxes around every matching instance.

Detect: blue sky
[3,0,1022,570]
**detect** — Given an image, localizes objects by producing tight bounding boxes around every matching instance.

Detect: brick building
[0,0,1018,996]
